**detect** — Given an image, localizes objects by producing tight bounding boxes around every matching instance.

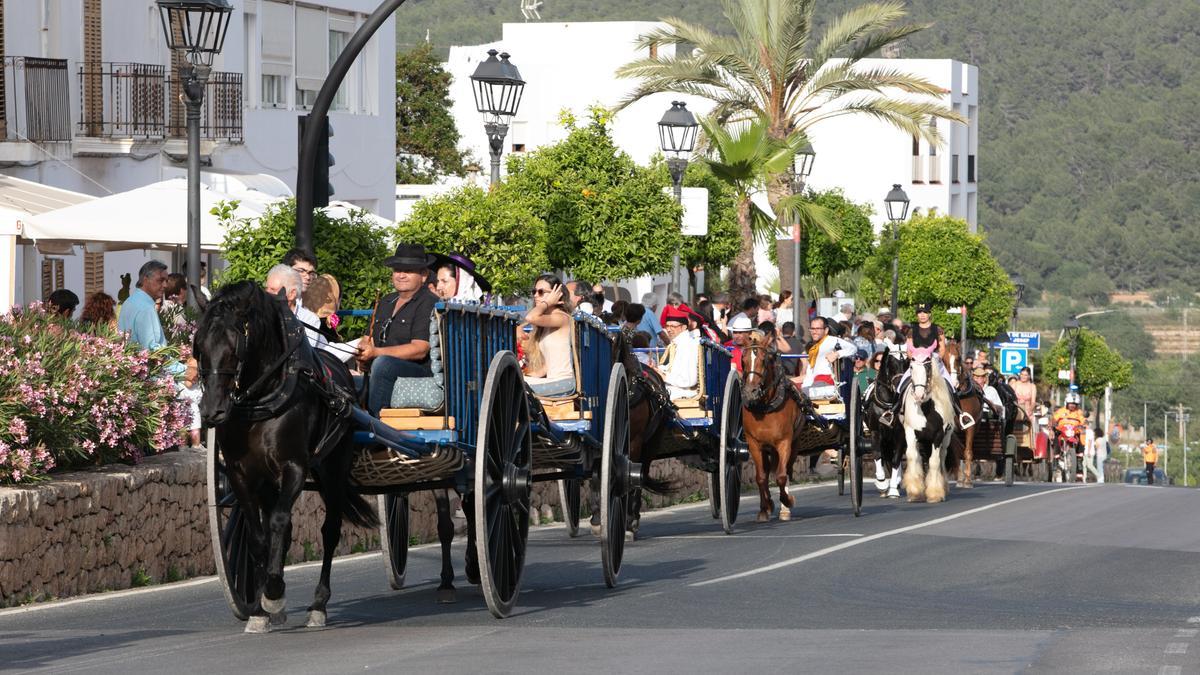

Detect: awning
[23,178,267,251]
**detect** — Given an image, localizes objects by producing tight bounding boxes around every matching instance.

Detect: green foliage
[393,185,549,295]
[131,569,153,588]
[648,159,742,271]
[395,42,469,183]
[862,213,1013,339]
[1045,328,1134,397]
[504,112,682,281]
[217,199,392,326]
[800,189,876,294]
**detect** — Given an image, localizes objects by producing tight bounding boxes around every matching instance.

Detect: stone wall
[0,448,766,607]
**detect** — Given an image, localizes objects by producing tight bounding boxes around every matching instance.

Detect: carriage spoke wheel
[474,352,532,619]
[707,470,721,519]
[849,377,863,516]
[837,446,847,496]
[557,479,582,538]
[377,494,409,589]
[206,429,256,621]
[718,371,743,534]
[600,364,631,589]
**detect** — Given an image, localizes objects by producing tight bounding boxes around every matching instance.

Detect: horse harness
[741,345,812,422]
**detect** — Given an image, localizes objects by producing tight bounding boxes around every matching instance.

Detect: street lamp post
[884,184,910,317]
[469,50,525,186]
[657,101,698,297]
[156,0,232,311]
[1065,316,1081,387]
[790,140,815,326]
[1011,274,1025,331]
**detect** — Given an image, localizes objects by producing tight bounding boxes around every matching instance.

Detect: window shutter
[41,258,65,299]
[294,6,327,91]
[261,2,295,69]
[84,252,105,296]
[83,0,103,136]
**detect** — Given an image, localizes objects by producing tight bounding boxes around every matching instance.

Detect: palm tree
[698,117,832,304]
[617,0,965,295]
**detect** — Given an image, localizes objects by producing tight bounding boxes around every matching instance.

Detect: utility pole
[1144,401,1148,441]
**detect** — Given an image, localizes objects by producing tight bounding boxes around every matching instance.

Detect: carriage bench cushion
[389,310,444,411]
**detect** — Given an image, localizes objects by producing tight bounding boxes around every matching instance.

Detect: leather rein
[741,344,805,415]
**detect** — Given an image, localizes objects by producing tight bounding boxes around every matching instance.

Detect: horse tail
[640,473,676,496]
[339,489,380,529]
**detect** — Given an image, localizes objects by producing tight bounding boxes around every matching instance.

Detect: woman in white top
[523,273,576,397]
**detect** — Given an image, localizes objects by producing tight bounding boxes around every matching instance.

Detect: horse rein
[199,322,250,397]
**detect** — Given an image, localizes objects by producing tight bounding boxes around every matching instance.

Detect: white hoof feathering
[244,616,271,634]
[261,594,286,615]
[306,610,327,628]
[778,506,791,521]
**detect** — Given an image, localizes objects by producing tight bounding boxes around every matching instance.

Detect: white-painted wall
[443,21,978,298]
[2,0,395,310]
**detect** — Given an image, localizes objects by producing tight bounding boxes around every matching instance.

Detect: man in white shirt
[801,316,857,389]
[657,306,700,400]
[971,367,1005,421]
[265,264,328,351]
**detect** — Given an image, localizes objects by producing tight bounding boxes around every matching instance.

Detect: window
[261,1,294,108]
[911,134,923,183]
[295,5,328,106]
[328,28,350,111]
[967,155,976,183]
[243,11,257,106]
[951,154,960,184]
[41,258,65,299]
[511,143,526,152]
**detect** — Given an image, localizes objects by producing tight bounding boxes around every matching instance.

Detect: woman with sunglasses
[523,273,576,397]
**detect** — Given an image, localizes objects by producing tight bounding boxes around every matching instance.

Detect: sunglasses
[533,288,551,296]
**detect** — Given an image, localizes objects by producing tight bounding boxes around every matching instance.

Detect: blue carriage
[206,302,633,620]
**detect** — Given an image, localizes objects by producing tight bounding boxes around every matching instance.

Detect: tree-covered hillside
[397,0,1200,301]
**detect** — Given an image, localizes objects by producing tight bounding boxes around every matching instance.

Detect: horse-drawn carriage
[204,297,638,627]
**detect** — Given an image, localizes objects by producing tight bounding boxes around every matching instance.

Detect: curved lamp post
[1065,316,1081,387]
[884,183,910,317]
[470,50,525,186]
[789,140,815,327]
[1011,274,1025,331]
[157,0,232,311]
[658,101,698,296]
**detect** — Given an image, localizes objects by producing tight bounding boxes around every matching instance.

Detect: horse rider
[798,316,857,390]
[884,303,974,428]
[971,366,1006,421]
[656,305,701,400]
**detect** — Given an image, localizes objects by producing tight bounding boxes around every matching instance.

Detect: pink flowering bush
[0,303,190,484]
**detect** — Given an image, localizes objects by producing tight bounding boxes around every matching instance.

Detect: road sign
[998,347,1027,375]
[662,187,709,235]
[993,331,1040,351]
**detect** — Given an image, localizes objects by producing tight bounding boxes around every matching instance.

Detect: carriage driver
[798,316,857,389]
[656,305,700,400]
[357,243,440,416]
[971,366,1006,421]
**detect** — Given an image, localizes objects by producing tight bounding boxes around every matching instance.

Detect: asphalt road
[3,481,1199,674]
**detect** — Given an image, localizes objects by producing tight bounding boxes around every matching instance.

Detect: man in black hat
[358,243,440,415]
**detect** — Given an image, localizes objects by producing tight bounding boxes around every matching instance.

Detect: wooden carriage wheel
[473,352,532,619]
[377,494,409,589]
[718,371,743,534]
[600,363,631,589]
[206,429,256,621]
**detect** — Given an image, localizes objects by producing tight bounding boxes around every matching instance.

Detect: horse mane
[197,280,284,354]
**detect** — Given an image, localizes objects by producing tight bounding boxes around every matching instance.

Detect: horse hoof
[306,610,327,628]
[778,507,792,521]
[887,488,900,499]
[756,512,770,523]
[906,495,924,503]
[625,530,636,541]
[436,588,457,604]
[269,611,287,627]
[244,616,271,634]
[261,594,285,615]
[590,523,602,537]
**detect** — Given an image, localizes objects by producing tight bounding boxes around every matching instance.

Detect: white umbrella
[23,178,265,251]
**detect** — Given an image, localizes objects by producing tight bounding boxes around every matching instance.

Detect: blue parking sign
[999,348,1027,375]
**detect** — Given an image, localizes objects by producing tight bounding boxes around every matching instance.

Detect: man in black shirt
[359,243,440,415]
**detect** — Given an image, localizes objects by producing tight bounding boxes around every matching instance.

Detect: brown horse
[944,338,982,487]
[739,333,819,522]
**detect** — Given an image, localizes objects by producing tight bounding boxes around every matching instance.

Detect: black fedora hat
[383,242,435,269]
[431,252,493,293]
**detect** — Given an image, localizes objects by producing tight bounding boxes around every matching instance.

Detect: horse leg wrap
[261,594,286,615]
[244,615,271,634]
[306,610,327,628]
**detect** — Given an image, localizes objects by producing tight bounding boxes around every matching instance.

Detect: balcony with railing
[78,62,166,140]
[166,71,244,142]
[1,57,71,161]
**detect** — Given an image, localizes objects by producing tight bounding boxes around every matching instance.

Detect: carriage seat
[383,309,454,431]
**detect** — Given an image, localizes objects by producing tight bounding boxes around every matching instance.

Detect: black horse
[862,350,908,498]
[195,281,377,633]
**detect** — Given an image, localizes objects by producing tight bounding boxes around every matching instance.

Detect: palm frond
[775,194,839,241]
[632,17,724,51]
[802,97,965,144]
[812,1,908,68]
[846,22,933,61]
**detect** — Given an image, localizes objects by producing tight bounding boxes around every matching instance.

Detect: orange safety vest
[1143,443,1158,464]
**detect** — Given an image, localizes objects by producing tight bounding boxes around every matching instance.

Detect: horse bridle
[200,321,250,401]
[742,344,794,413]
[910,357,934,399]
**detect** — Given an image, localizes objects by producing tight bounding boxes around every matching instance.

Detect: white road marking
[1160,666,1182,675]
[692,486,1088,586]
[640,591,664,598]
[1176,629,1198,638]
[1165,643,1189,655]
[1189,616,1200,624]
[656,533,863,540]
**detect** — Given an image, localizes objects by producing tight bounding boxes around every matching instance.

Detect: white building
[441,21,978,295]
[1,0,395,310]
